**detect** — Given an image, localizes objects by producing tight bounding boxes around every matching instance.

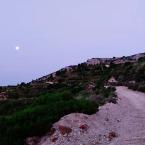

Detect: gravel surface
[27,86,145,145]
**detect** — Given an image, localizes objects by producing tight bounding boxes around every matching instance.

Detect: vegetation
[108,57,145,92]
[1,54,145,145]
[0,63,117,145]
[0,91,99,145]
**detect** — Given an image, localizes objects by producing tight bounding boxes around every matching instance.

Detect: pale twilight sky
[0,0,145,85]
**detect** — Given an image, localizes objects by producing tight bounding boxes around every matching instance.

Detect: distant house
[86,58,101,65]
[108,77,118,85]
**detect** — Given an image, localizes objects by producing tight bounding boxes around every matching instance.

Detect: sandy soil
[28,86,145,145]
[107,86,145,145]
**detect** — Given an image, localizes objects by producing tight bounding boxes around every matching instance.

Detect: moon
[15,46,20,51]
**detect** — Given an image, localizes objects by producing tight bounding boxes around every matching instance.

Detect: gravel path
[109,86,145,145]
[28,86,145,145]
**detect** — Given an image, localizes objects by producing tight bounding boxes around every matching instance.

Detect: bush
[0,91,98,145]
[138,84,145,92]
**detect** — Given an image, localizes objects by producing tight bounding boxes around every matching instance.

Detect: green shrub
[0,91,98,145]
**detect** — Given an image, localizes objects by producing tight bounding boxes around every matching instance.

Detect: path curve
[27,87,145,145]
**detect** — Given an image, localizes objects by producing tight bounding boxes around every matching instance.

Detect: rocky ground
[27,87,145,145]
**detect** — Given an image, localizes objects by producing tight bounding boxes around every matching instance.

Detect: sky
[0,0,145,85]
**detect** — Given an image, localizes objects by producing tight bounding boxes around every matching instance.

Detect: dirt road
[29,87,145,145]
[109,86,145,145]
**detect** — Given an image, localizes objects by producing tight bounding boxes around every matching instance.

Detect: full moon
[15,46,20,51]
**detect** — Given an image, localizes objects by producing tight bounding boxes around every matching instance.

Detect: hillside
[0,52,145,145]
[1,53,145,100]
[86,53,145,65]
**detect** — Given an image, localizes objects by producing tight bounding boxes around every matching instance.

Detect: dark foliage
[0,91,98,145]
